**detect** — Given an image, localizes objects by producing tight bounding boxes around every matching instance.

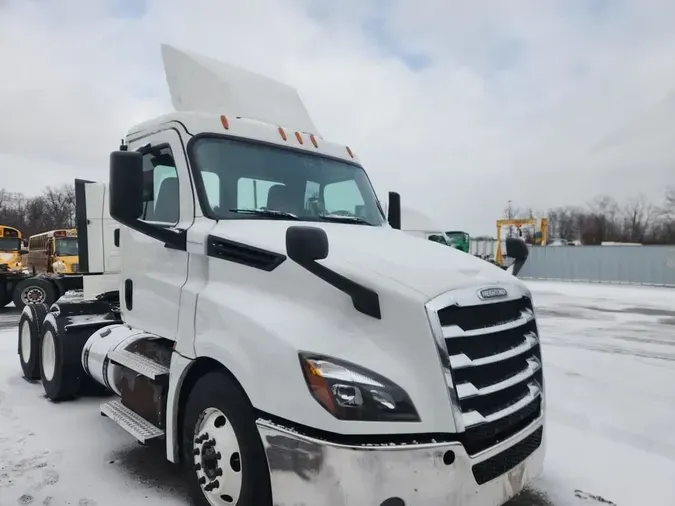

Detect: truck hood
[210,220,517,299]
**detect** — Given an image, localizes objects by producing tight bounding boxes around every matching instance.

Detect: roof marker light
[295,132,304,144]
[310,134,318,148]
[220,115,230,130]
[346,146,354,158]
[278,127,288,141]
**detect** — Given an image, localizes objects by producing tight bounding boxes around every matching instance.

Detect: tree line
[504,187,675,245]
[0,184,75,238]
[2,183,675,246]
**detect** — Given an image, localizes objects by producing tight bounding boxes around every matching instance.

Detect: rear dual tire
[39,316,103,402]
[18,303,50,380]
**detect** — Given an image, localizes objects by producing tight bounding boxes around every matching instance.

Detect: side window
[236,178,279,209]
[140,146,179,225]
[323,179,365,217]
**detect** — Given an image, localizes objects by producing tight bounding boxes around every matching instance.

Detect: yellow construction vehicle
[495,218,548,266]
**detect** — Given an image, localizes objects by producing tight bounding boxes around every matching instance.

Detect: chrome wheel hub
[193,408,242,505]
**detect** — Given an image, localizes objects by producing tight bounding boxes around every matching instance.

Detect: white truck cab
[17,44,545,506]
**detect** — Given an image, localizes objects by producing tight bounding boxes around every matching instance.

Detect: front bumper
[257,416,545,506]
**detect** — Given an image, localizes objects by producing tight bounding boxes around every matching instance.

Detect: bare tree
[0,184,76,237]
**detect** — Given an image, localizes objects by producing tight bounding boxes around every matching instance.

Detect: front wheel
[182,371,272,506]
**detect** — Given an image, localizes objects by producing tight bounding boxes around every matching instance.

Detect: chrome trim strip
[456,357,541,399]
[424,302,464,431]
[462,383,541,428]
[449,332,538,370]
[442,308,534,339]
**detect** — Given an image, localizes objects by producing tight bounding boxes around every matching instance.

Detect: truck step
[108,349,169,380]
[100,400,164,443]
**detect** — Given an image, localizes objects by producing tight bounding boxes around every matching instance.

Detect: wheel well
[175,357,251,464]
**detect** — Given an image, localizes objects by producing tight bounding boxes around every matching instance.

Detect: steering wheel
[328,209,356,217]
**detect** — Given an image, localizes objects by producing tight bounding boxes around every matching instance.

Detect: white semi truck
[17,44,545,506]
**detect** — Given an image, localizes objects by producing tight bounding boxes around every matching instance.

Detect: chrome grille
[427,288,544,455]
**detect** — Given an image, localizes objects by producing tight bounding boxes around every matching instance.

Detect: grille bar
[457,357,541,400]
[463,383,541,428]
[449,331,538,370]
[442,308,535,339]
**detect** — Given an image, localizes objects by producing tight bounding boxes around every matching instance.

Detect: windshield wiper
[318,213,372,225]
[229,208,299,220]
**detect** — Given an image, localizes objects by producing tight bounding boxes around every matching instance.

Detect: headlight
[299,353,420,422]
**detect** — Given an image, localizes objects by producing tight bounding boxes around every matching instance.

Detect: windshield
[190,137,386,226]
[428,234,450,245]
[0,238,21,251]
[55,237,78,256]
[446,231,468,241]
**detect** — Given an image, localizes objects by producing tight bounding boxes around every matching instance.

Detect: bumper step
[100,400,164,443]
[108,349,169,380]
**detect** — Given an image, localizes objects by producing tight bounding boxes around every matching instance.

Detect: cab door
[121,128,195,341]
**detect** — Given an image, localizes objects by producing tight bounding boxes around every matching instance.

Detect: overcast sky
[1,0,674,234]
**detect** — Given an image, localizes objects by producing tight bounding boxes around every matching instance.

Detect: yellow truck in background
[25,228,79,275]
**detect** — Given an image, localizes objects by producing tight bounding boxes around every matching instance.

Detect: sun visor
[161,44,319,135]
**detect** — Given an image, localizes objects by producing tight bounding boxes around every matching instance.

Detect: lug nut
[193,449,200,456]
[215,452,221,460]
[198,477,206,485]
[195,463,201,470]
[215,468,223,476]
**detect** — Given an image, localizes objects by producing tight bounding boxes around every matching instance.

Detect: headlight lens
[299,353,420,422]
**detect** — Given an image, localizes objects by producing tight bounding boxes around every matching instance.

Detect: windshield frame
[185,133,387,225]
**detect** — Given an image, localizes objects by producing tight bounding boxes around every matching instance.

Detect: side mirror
[387,191,401,230]
[286,226,329,263]
[505,237,529,261]
[109,151,144,225]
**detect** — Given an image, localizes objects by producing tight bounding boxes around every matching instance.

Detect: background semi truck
[17,44,545,506]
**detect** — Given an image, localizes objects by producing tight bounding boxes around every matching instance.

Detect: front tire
[17,303,50,380]
[182,371,272,506]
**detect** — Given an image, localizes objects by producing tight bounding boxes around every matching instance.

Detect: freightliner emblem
[478,287,508,300]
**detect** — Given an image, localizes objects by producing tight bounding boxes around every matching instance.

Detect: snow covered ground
[1,281,674,506]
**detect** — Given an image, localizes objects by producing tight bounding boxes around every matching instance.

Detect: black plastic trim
[74,178,94,273]
[296,256,381,319]
[206,235,286,271]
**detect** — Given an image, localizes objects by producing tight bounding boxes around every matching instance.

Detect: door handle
[124,279,133,310]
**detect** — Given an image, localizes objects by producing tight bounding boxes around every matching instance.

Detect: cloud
[1,0,674,234]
